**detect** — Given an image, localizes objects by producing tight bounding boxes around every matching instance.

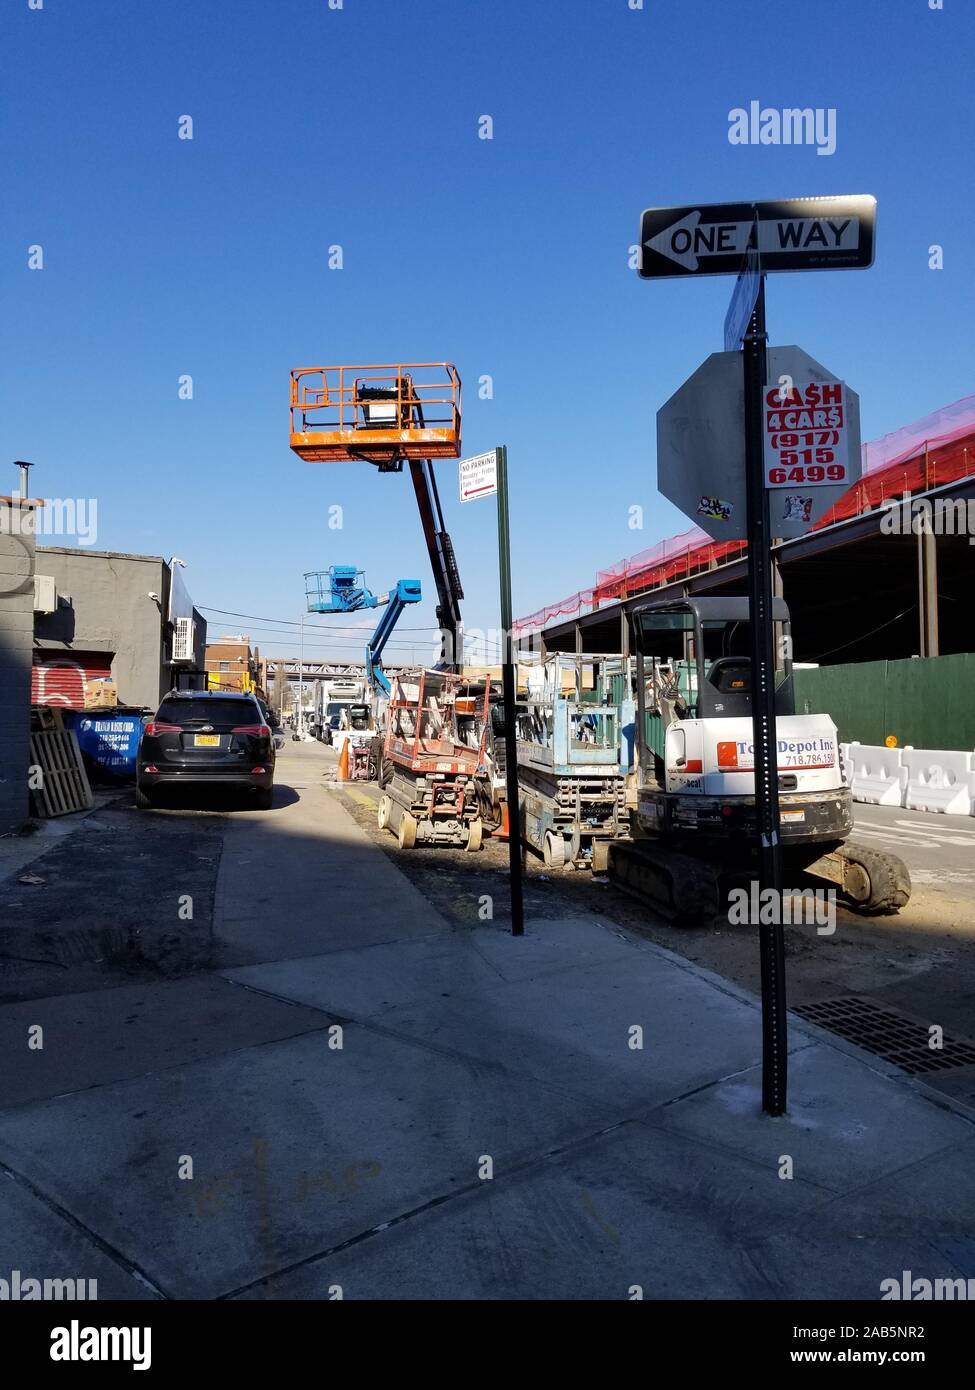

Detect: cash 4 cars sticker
[763,379,851,489]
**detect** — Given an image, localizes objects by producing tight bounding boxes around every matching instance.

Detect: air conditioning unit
[33,574,58,614]
[173,616,195,663]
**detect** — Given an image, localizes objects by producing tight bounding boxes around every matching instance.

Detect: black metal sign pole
[743,276,787,1115]
[496,445,525,937]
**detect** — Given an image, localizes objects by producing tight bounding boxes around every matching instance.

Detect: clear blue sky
[3,0,973,663]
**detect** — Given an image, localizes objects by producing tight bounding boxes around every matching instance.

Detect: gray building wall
[0,502,37,832]
[34,548,176,710]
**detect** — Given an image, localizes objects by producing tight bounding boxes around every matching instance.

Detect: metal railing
[290,363,461,438]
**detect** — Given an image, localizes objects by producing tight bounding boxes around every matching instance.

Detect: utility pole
[496,446,525,937]
[457,444,524,936]
[298,613,305,738]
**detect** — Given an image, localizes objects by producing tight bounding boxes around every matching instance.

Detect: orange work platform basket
[289,363,462,467]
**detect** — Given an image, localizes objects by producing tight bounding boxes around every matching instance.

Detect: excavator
[608,595,912,924]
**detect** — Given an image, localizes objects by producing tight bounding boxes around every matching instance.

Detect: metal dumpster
[61,710,146,781]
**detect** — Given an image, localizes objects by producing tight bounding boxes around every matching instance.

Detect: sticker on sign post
[459,449,498,503]
[763,379,853,489]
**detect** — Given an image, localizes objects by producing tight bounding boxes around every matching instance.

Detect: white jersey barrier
[843,742,975,816]
[845,742,909,807]
[902,747,975,817]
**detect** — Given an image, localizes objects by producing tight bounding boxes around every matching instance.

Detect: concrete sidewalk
[0,748,972,1300]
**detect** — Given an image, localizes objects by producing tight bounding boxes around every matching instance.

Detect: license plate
[781,809,805,823]
[195,734,220,747]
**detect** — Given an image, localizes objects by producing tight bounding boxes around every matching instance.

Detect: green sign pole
[496,445,525,937]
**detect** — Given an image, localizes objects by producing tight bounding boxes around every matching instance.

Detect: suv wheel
[255,786,273,810]
[135,784,153,810]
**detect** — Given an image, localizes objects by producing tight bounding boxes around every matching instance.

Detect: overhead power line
[197,604,441,633]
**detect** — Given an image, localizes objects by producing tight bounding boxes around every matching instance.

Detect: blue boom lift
[305,565,422,694]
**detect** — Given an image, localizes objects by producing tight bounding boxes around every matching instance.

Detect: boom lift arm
[408,458,463,670]
[366,579,422,694]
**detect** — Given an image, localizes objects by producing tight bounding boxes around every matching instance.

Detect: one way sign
[639,195,876,278]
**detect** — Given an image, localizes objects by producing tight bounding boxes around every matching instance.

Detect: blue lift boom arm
[366,579,422,694]
[305,567,422,692]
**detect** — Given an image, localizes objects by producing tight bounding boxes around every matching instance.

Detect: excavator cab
[632,595,794,745]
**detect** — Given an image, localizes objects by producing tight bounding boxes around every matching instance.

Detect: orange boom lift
[289,363,465,668]
[290,362,495,848]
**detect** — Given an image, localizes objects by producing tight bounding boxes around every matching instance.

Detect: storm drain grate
[794,996,975,1075]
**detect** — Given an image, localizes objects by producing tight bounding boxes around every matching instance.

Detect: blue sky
[3,0,973,663]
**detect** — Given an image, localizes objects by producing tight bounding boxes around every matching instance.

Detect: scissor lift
[517,655,632,870]
[377,669,493,850]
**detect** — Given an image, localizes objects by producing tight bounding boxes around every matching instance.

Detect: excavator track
[609,836,912,925]
[608,840,721,926]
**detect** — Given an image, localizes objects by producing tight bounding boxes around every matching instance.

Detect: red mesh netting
[513,395,975,635]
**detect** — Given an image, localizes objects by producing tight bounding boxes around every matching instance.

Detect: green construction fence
[793,653,975,750]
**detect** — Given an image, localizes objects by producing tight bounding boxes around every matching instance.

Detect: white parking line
[853,827,939,850]
[855,819,975,849]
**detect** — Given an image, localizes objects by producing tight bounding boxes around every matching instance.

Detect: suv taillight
[232,724,271,737]
[145,722,181,735]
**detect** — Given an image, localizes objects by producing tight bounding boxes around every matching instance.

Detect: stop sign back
[656,346,861,540]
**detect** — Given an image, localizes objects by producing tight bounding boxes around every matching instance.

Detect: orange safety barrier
[513,395,975,636]
[290,363,461,464]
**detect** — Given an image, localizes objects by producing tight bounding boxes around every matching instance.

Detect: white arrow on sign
[646,210,861,271]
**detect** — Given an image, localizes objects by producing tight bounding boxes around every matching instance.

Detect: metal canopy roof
[631,595,791,622]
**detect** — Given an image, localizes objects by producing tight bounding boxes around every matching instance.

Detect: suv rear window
[156,698,261,726]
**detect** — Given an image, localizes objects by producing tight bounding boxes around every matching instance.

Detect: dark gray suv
[136,690,275,809]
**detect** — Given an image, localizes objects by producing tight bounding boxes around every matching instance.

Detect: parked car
[136,690,275,809]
